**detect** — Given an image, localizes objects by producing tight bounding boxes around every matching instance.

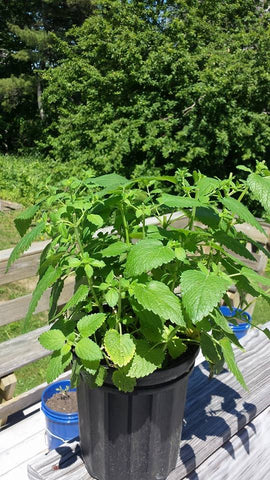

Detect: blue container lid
[41,380,78,424]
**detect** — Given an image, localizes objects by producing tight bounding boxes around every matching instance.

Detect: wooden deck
[1,323,270,480]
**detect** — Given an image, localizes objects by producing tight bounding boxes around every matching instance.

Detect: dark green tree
[0,0,92,152]
[41,0,270,177]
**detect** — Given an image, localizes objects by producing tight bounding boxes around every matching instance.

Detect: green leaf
[112,368,136,393]
[167,338,187,359]
[128,340,164,378]
[7,221,45,272]
[77,313,106,337]
[175,247,186,261]
[133,280,184,326]
[93,365,107,387]
[159,194,204,209]
[125,239,175,277]
[24,266,62,331]
[247,173,270,213]
[101,241,129,257]
[46,350,72,383]
[104,329,135,367]
[263,328,270,339]
[219,337,247,390]
[14,204,39,236]
[195,207,220,229]
[89,173,129,188]
[105,288,119,308]
[87,214,104,228]
[70,358,81,388]
[214,231,256,261]
[181,270,232,323]
[58,284,89,316]
[75,338,103,362]
[212,310,234,334]
[48,279,64,320]
[136,309,164,343]
[200,332,222,364]
[221,197,267,236]
[241,267,270,287]
[39,329,66,351]
[197,177,220,197]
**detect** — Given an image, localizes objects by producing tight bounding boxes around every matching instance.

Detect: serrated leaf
[247,173,270,213]
[125,239,175,277]
[241,266,270,287]
[14,204,39,236]
[39,329,66,351]
[221,197,267,236]
[7,221,45,272]
[101,241,129,257]
[200,332,222,363]
[105,288,119,308]
[87,214,104,228]
[77,313,106,337]
[195,207,220,229]
[159,194,204,209]
[219,337,247,390]
[75,338,103,362]
[24,266,62,331]
[181,270,232,323]
[133,280,184,326]
[90,365,107,388]
[84,264,93,278]
[46,351,72,383]
[81,359,100,375]
[104,329,135,367]
[112,368,136,392]
[168,338,187,359]
[136,309,164,343]
[58,284,89,316]
[128,340,164,378]
[197,177,220,197]
[214,231,256,261]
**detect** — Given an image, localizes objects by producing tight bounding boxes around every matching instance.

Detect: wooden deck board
[26,323,270,480]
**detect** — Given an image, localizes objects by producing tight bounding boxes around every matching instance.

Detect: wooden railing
[0,214,269,425]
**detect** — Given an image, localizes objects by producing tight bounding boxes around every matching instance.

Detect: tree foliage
[41,0,270,177]
[0,0,92,152]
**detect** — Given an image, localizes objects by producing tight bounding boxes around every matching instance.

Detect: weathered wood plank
[0,371,71,419]
[0,373,17,426]
[0,326,50,378]
[0,199,22,212]
[27,323,270,480]
[0,240,49,285]
[183,406,270,480]
[0,278,75,327]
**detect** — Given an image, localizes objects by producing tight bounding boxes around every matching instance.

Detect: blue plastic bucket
[219,306,251,340]
[41,380,79,450]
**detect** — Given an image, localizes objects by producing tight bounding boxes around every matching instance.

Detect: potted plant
[7,162,270,480]
[41,380,79,450]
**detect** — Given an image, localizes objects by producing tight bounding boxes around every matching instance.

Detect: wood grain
[183,407,270,480]
[0,278,75,327]
[0,326,50,378]
[27,322,270,480]
[0,241,49,286]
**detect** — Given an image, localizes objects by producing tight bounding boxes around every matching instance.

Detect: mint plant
[8,164,270,392]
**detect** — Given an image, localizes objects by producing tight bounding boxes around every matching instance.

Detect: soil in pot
[46,391,78,413]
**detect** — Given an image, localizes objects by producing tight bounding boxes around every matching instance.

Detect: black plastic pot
[77,345,199,480]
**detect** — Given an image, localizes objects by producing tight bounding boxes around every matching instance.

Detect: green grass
[0,211,21,250]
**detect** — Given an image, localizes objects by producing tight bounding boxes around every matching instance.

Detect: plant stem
[120,204,130,245]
